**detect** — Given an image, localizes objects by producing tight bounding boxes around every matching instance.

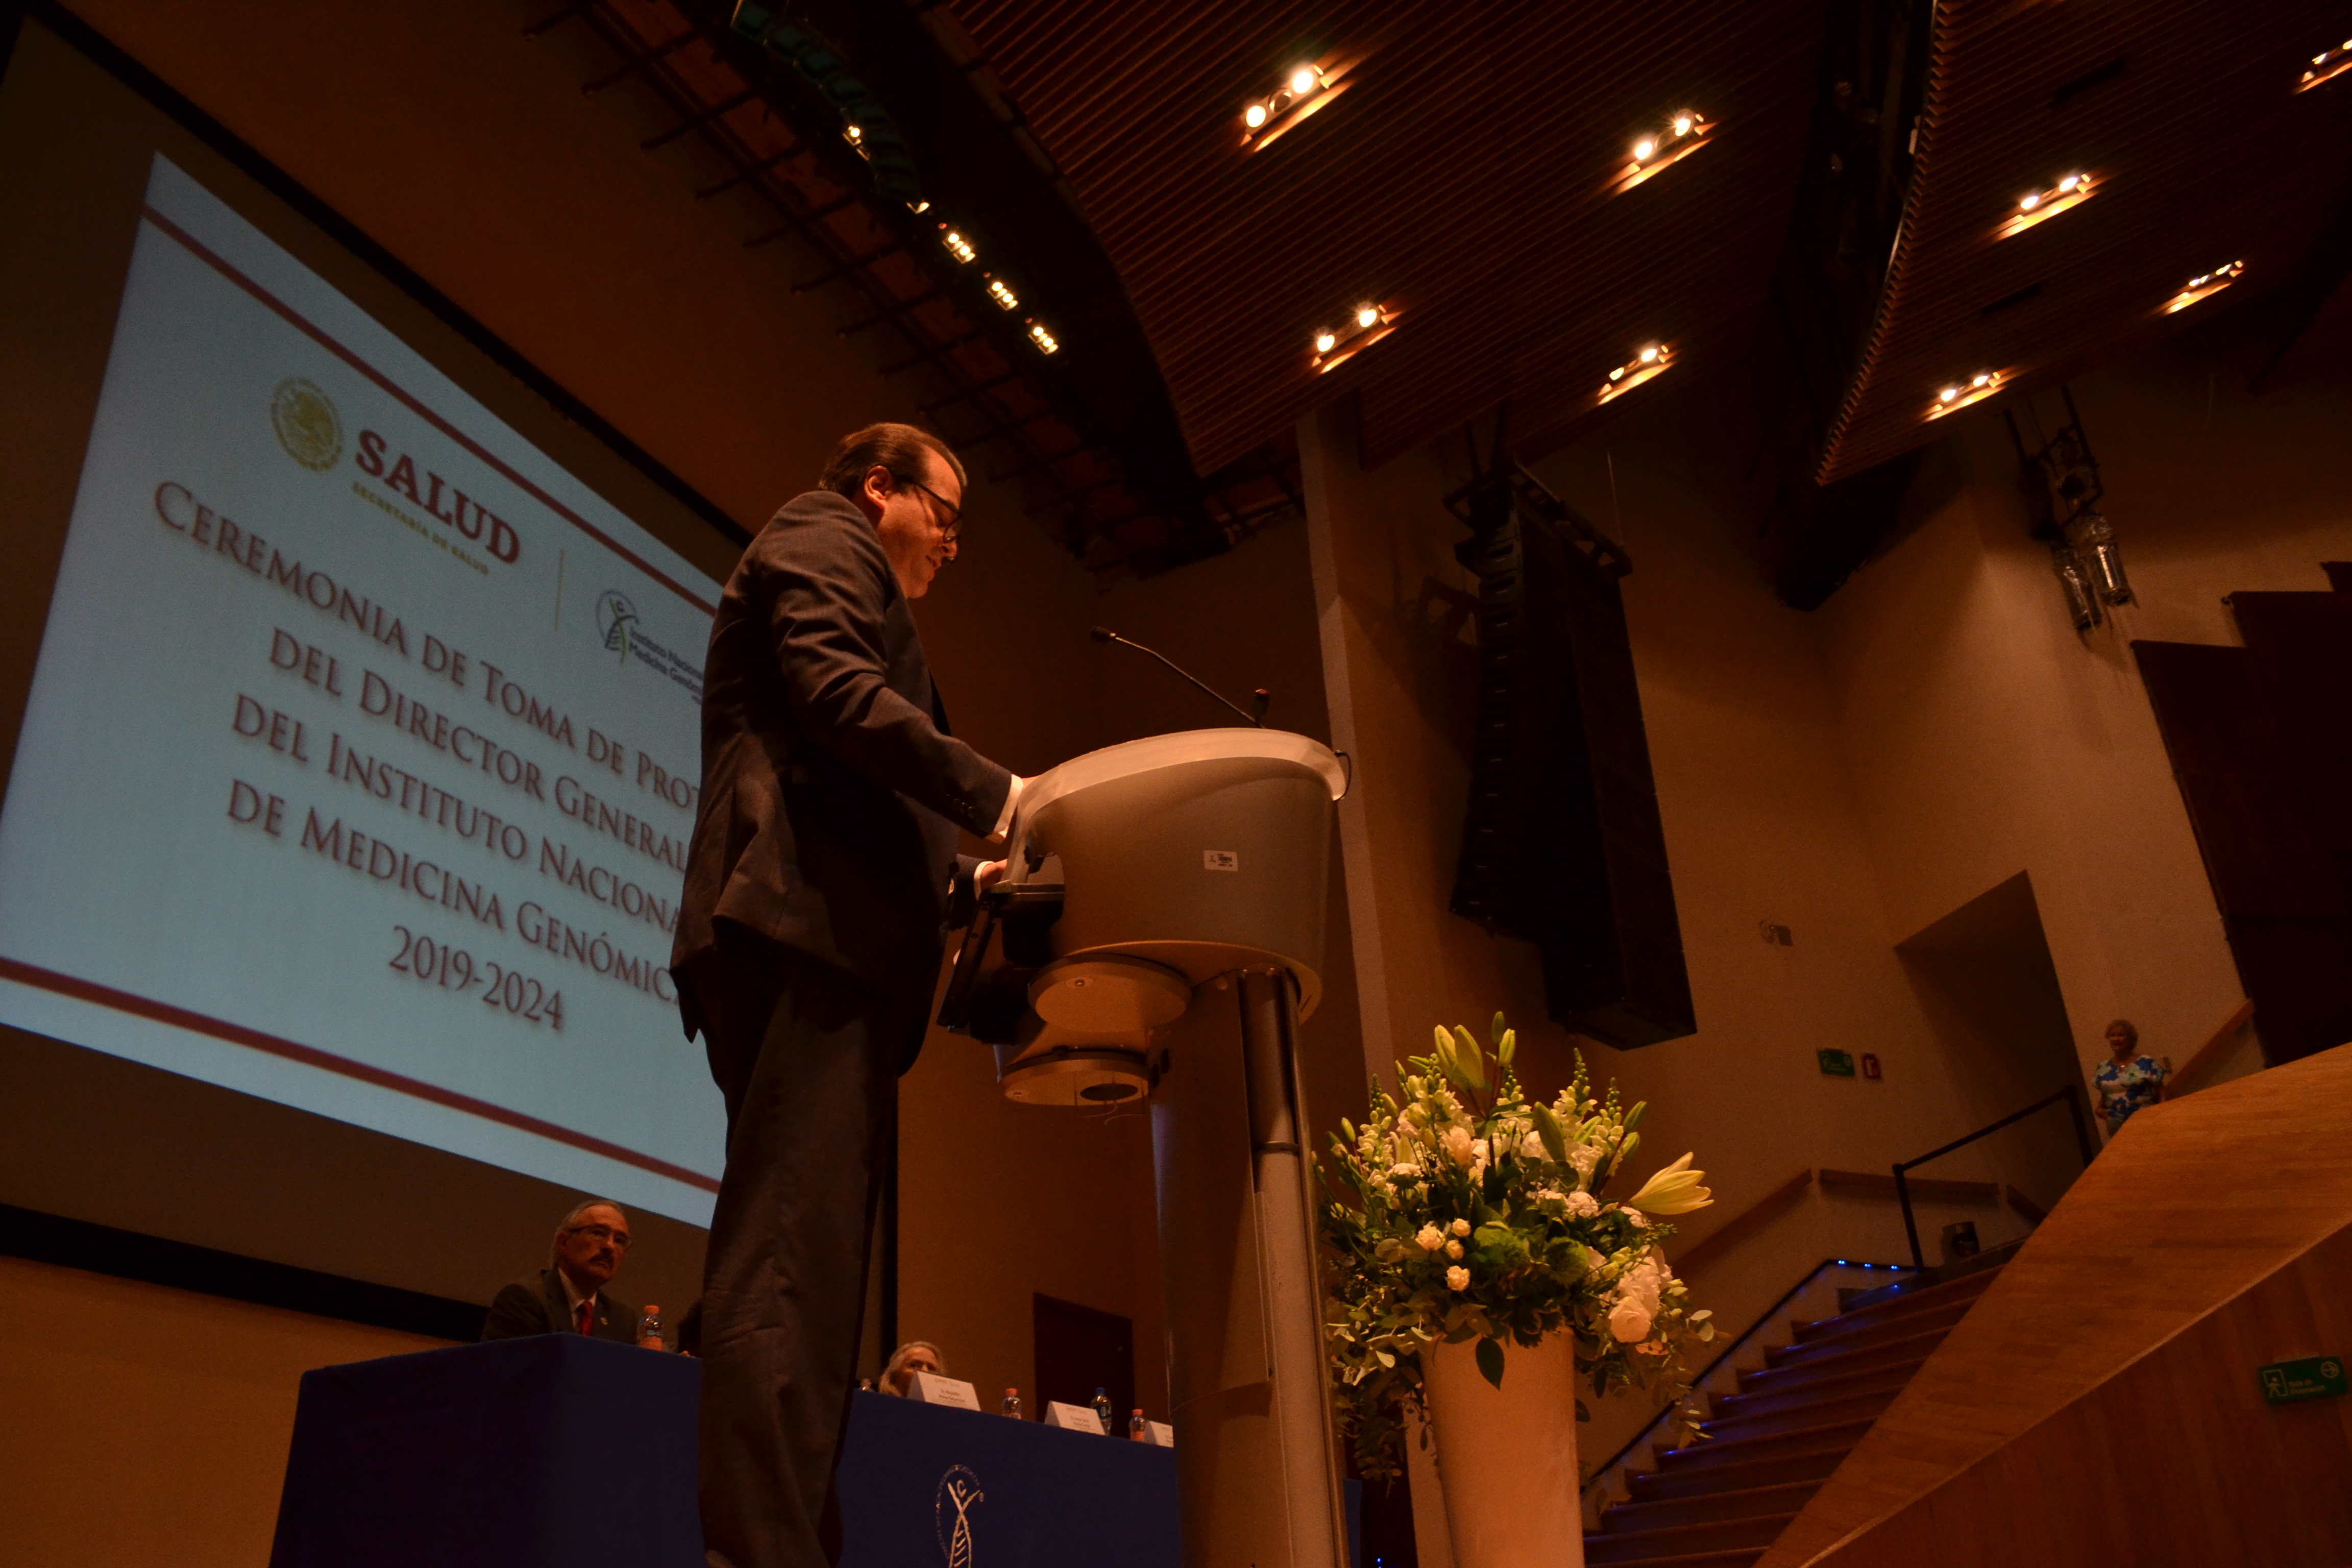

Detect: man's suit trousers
[691,923,912,1568]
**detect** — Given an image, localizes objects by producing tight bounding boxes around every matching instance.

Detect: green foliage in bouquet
[1319,1014,1718,1480]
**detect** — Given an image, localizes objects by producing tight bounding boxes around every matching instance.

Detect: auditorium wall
[1302,290,2352,1491]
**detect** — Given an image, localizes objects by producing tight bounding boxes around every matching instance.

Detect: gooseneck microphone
[1089,626,1268,728]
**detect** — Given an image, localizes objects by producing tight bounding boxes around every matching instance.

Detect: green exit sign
[1817,1049,1856,1078]
[2258,1355,2347,1405]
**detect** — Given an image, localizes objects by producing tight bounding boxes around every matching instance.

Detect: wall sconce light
[1996,172,2096,240]
[1927,369,2003,420]
[1309,301,1396,372]
[1242,61,1346,151]
[1611,111,1715,192]
[2159,260,2244,315]
[1597,340,1674,403]
[2299,39,2352,91]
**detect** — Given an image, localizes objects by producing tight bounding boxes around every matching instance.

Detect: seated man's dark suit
[673,489,1011,1568]
[479,1268,640,1344]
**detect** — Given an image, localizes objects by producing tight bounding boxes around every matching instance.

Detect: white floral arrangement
[1320,1015,1717,1479]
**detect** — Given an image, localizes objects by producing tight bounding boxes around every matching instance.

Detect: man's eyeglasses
[564,1223,632,1250]
[898,475,963,543]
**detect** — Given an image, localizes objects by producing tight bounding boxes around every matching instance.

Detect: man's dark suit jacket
[480,1268,641,1344]
[672,490,1012,1040]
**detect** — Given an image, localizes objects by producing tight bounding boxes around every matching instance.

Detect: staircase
[1582,1260,2008,1566]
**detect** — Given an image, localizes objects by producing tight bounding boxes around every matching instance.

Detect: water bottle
[636,1305,664,1350]
[1093,1388,1113,1435]
[1128,1408,1147,1441]
[1001,1388,1023,1419]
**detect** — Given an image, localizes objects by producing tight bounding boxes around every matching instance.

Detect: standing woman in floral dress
[2092,1019,2168,1141]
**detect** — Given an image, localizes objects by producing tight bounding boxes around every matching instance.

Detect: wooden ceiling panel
[949,0,1824,473]
[1816,0,2352,481]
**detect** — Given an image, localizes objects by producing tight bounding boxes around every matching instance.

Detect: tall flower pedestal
[1423,1333,1586,1568]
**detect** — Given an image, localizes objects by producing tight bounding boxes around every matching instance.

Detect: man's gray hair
[548,1198,628,1267]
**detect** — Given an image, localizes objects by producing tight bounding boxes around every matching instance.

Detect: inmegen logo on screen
[595,587,705,704]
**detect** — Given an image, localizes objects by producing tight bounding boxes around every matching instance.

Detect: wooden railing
[2167,998,2257,1097]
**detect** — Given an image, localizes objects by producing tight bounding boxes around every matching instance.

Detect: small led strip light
[935,226,1059,353]
[1927,369,2004,421]
[1611,111,1714,193]
[1310,302,1396,372]
[1597,341,1674,404]
[2300,39,2352,91]
[1242,62,1349,152]
[1996,172,2095,240]
[2160,260,2245,316]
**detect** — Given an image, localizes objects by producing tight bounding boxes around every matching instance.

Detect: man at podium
[672,423,1023,1568]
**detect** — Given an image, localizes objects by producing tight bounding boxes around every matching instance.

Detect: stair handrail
[1577,1254,1913,1495]
[2168,997,2257,1097]
[1892,1084,2094,1269]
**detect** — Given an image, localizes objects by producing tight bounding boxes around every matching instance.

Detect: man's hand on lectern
[976,860,1008,895]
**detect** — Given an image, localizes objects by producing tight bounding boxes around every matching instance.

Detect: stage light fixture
[2300,39,2352,90]
[1027,320,1061,354]
[1597,340,1673,403]
[1996,172,2095,239]
[2160,259,2245,315]
[1926,369,2003,420]
[941,228,978,264]
[1241,61,1339,150]
[1310,300,1396,371]
[1613,110,1713,191]
[986,276,1019,311]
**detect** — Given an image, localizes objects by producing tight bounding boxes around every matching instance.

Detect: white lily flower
[1625,1153,1713,1215]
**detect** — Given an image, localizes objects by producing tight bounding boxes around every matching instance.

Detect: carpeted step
[1737,1328,1951,1394]
[1764,1299,1976,1367]
[1698,1387,1898,1442]
[1711,1358,1923,1420]
[1627,1446,1852,1502]
[1787,1265,2002,1343]
[1601,1479,1825,1533]
[1582,1511,1794,1562]
[1655,1418,1876,1472]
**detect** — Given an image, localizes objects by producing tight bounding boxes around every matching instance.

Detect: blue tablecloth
[269,1336,1358,1567]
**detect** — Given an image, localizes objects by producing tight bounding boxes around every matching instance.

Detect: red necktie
[576,1300,593,1335]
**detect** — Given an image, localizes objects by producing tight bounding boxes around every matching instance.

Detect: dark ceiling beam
[2249,180,2352,394]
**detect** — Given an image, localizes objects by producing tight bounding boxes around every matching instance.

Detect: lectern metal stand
[944,730,1351,1568]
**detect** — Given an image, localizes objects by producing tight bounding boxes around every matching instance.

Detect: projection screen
[0,66,730,1225]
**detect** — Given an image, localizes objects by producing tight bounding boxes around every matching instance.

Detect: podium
[941,728,1351,1568]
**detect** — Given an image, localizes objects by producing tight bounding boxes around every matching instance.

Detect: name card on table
[909,1371,983,1410]
[1142,1419,1174,1447]
[1043,1401,1105,1434]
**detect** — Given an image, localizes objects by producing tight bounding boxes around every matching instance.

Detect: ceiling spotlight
[1998,172,2095,239]
[1613,111,1714,192]
[1926,369,2003,420]
[2160,258,2246,315]
[844,123,862,143]
[1242,59,1340,148]
[941,229,977,264]
[1598,340,1674,403]
[986,276,1019,310]
[2299,39,2352,91]
[1310,299,1398,370]
[1027,320,1061,354]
